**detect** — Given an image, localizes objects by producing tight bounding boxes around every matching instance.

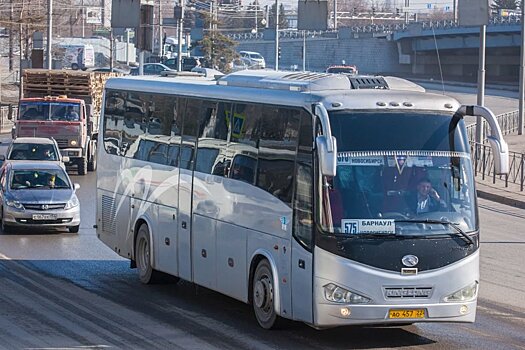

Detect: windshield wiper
[395,219,475,246]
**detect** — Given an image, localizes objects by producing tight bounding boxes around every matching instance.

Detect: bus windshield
[321,111,477,236]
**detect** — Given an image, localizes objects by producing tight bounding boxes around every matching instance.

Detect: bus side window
[257,107,299,206]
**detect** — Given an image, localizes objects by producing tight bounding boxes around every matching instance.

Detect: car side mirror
[74,183,80,191]
[62,156,70,163]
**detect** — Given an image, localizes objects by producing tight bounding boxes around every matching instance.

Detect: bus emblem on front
[402,255,419,267]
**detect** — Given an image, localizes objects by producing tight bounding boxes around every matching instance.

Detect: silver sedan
[0,161,81,233]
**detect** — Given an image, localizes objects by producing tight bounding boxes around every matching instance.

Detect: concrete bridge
[232,16,522,82]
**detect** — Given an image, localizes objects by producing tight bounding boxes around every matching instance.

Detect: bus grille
[101,195,117,234]
[384,287,433,299]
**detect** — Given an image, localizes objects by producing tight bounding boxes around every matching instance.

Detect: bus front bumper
[314,300,477,327]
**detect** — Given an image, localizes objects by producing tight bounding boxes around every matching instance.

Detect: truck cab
[12,96,96,175]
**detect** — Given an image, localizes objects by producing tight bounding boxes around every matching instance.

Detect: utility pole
[46,0,53,69]
[9,1,13,71]
[81,0,85,37]
[177,0,185,72]
[333,0,337,30]
[302,30,306,71]
[255,1,258,33]
[158,0,163,59]
[476,24,486,143]
[404,0,409,25]
[274,0,279,70]
[519,0,525,135]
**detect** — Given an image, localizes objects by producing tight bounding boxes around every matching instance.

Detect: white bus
[97,71,509,329]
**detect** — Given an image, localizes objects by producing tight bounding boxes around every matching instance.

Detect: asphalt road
[0,170,524,349]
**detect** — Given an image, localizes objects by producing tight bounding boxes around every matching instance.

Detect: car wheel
[252,259,280,329]
[68,225,80,233]
[78,156,88,175]
[1,208,11,233]
[71,63,79,70]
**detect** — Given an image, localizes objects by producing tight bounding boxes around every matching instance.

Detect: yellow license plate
[389,309,425,319]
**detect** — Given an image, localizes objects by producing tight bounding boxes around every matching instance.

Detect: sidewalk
[476,175,525,209]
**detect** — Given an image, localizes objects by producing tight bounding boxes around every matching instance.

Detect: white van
[57,44,95,70]
[239,51,266,69]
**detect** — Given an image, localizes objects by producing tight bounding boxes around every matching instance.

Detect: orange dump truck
[12,69,117,175]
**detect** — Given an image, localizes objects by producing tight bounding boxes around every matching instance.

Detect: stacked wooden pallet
[23,69,118,98]
[23,69,120,117]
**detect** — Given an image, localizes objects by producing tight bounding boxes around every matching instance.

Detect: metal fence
[471,142,525,192]
[466,110,519,143]
[468,110,525,191]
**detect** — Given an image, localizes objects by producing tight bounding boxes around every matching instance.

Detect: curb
[477,189,525,210]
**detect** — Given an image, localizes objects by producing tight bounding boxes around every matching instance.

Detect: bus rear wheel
[252,259,279,329]
[135,224,168,284]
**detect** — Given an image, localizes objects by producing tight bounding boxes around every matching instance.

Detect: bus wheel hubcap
[254,277,272,311]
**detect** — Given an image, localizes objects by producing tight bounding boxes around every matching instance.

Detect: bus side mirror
[314,103,337,177]
[487,137,509,175]
[316,135,337,177]
[457,105,509,175]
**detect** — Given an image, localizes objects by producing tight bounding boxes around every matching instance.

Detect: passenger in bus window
[409,178,447,215]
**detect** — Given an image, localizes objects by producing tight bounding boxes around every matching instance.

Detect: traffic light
[396,8,401,16]
[278,46,281,60]
[372,6,376,15]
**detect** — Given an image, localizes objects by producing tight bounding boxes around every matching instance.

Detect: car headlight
[444,281,478,302]
[70,140,78,146]
[323,283,371,304]
[6,199,24,209]
[65,196,79,209]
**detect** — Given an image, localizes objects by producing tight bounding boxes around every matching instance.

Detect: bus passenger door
[177,98,202,282]
[291,116,314,323]
[177,150,195,280]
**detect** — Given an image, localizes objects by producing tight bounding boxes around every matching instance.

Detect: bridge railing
[229,15,521,42]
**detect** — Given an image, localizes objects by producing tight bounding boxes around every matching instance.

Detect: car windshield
[250,53,263,59]
[10,169,71,190]
[320,111,477,237]
[8,143,58,161]
[19,102,81,121]
[327,66,356,74]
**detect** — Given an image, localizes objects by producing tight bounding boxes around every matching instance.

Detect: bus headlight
[70,140,78,146]
[444,281,478,302]
[323,283,370,304]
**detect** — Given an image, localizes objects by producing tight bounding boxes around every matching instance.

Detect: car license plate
[32,214,57,220]
[389,309,425,319]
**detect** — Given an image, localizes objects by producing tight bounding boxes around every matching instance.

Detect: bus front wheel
[252,259,279,329]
